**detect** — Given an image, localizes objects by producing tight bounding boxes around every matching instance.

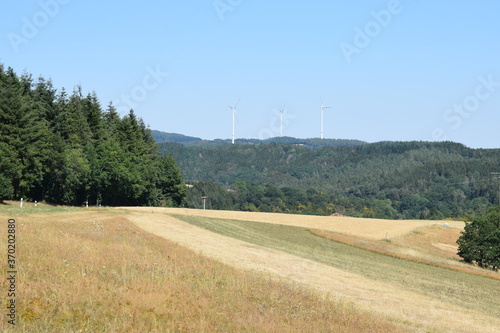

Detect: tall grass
[0,211,402,332]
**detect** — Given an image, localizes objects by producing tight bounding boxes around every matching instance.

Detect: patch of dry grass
[0,211,402,332]
[392,224,462,258]
[311,227,500,280]
[120,206,465,239]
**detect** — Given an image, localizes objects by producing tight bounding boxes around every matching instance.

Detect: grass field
[0,206,403,332]
[121,207,465,239]
[1,204,499,332]
[124,207,500,333]
[173,214,499,315]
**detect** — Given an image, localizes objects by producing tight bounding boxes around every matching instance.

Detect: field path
[120,207,464,239]
[126,211,498,333]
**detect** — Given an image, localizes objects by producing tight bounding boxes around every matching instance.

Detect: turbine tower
[228,98,240,144]
[279,104,286,137]
[320,101,331,139]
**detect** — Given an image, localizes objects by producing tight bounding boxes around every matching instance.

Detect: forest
[0,65,186,207]
[157,140,500,219]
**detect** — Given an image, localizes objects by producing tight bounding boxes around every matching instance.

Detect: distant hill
[151,131,203,144]
[158,140,500,219]
[151,130,366,148]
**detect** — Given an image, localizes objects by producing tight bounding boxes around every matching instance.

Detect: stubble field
[1,203,499,332]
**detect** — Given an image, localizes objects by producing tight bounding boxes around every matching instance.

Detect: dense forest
[0,65,186,207]
[158,140,500,219]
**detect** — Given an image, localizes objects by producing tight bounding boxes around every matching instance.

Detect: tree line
[0,65,186,207]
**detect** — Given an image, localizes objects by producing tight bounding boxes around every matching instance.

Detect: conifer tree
[157,155,186,206]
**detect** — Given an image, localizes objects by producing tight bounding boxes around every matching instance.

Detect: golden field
[1,204,499,332]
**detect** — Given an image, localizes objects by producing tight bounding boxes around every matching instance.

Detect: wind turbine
[279,104,286,137]
[228,98,240,144]
[320,99,331,139]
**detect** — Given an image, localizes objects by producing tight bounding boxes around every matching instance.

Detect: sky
[1,0,500,148]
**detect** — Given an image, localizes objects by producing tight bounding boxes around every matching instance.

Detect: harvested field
[0,209,400,332]
[120,206,465,239]
[123,208,499,333]
[2,205,498,333]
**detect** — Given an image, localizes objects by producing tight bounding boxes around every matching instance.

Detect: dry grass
[120,207,465,239]
[392,224,462,258]
[0,209,402,332]
[311,226,500,280]
[129,212,500,333]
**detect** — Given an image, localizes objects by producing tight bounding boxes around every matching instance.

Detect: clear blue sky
[2,0,500,148]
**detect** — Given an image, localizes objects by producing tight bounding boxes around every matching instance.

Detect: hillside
[158,140,500,219]
[151,130,203,144]
[151,130,366,147]
[6,205,499,332]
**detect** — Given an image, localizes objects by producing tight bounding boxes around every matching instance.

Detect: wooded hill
[0,65,186,207]
[158,140,500,219]
[151,130,366,148]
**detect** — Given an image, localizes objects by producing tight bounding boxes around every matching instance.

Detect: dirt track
[125,210,498,333]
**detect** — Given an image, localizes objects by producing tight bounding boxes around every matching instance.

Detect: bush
[457,206,500,270]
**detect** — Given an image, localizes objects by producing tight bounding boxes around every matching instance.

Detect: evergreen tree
[0,66,51,200]
[0,64,188,207]
[157,155,186,206]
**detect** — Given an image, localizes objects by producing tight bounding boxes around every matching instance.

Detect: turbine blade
[234,97,241,109]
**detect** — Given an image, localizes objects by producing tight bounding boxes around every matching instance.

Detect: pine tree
[157,155,186,206]
[0,64,199,207]
[0,66,51,200]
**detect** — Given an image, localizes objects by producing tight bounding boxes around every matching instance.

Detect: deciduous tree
[457,206,500,270]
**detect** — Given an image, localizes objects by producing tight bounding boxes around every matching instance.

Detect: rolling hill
[157,138,500,219]
[151,130,366,147]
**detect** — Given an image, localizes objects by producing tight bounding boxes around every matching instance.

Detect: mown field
[1,203,499,332]
[0,205,404,332]
[125,207,500,333]
[173,214,499,315]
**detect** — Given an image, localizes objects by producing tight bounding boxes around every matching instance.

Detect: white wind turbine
[228,98,240,144]
[279,104,286,137]
[320,99,331,139]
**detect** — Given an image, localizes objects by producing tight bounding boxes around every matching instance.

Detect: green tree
[457,206,500,270]
[157,155,186,206]
[0,66,51,200]
[0,173,13,202]
[187,181,233,210]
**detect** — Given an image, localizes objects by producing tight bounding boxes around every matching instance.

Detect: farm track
[123,208,500,333]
